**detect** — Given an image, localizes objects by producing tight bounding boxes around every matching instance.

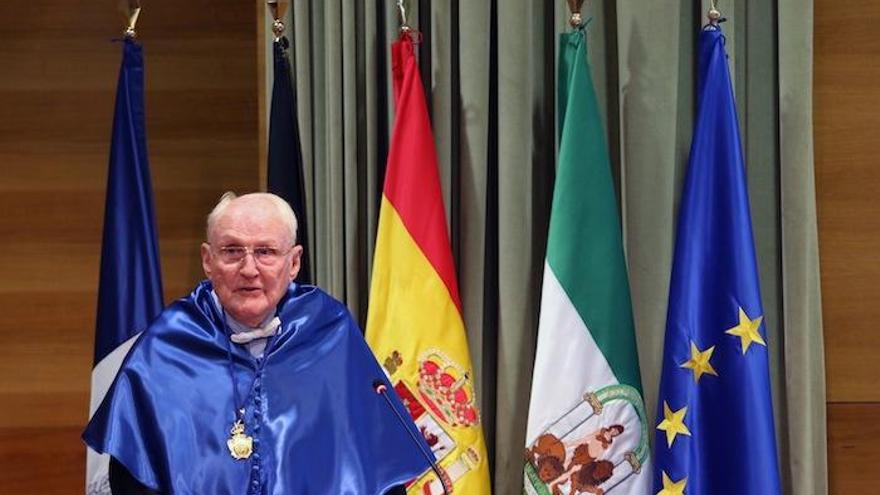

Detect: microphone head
[372,379,388,394]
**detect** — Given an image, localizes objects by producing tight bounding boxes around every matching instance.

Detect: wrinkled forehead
[210,200,291,245]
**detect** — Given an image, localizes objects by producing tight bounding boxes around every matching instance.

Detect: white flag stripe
[526,264,651,494]
[88,332,140,417]
[86,332,141,495]
[526,263,617,443]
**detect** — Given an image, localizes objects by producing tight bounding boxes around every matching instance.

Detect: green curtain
[270,1,826,493]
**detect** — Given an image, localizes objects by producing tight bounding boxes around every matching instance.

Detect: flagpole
[396,0,411,34]
[394,0,422,46]
[566,0,586,28]
[267,0,288,40]
[119,0,141,38]
[708,0,723,26]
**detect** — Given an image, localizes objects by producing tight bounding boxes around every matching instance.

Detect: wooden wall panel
[816,1,880,404]
[815,0,880,492]
[827,403,880,493]
[3,428,89,491]
[0,1,258,492]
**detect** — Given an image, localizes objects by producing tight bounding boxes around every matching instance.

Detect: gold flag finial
[567,0,586,28]
[708,0,722,25]
[267,0,289,39]
[119,0,141,38]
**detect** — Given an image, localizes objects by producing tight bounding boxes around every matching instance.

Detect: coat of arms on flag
[524,386,648,495]
[382,349,484,494]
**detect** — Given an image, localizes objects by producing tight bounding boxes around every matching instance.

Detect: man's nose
[239,252,260,276]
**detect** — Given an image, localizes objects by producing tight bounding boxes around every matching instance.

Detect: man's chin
[227,302,271,326]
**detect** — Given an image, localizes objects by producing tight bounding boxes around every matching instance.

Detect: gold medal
[227,419,253,460]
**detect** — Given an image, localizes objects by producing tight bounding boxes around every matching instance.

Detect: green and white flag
[524,26,650,495]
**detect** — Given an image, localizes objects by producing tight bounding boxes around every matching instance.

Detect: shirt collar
[210,290,277,333]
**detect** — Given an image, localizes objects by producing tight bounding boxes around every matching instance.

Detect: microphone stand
[373,379,451,495]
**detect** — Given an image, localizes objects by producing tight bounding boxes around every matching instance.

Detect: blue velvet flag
[84,282,431,495]
[652,26,781,494]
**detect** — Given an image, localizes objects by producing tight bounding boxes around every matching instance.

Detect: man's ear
[201,243,213,278]
[289,245,304,281]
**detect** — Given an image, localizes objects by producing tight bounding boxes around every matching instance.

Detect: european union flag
[653,26,781,494]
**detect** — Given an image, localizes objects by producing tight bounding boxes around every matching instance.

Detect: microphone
[372,379,451,495]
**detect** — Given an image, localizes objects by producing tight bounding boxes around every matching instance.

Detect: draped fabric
[84,281,431,495]
[653,25,782,494]
[264,1,825,493]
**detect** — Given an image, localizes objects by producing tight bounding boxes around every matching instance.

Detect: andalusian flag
[366,35,491,495]
[524,26,650,495]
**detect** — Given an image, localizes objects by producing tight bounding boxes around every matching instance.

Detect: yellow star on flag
[657,471,687,495]
[680,341,718,383]
[725,307,766,354]
[657,401,691,448]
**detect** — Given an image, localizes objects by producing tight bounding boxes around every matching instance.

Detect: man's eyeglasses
[211,245,295,266]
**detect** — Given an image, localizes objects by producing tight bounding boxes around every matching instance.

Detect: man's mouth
[236,287,262,294]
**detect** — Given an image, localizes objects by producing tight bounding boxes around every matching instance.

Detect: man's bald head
[206,192,298,245]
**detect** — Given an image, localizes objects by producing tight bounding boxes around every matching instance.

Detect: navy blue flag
[94,38,163,364]
[653,26,781,494]
[268,36,311,284]
[87,38,164,494]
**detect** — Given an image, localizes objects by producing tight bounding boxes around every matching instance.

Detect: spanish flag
[366,35,492,495]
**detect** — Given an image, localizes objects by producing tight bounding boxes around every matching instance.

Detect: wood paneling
[828,403,880,493]
[815,0,880,403]
[2,428,87,492]
[0,1,257,492]
[816,0,880,492]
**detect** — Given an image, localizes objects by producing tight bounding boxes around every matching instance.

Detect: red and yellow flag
[366,35,491,495]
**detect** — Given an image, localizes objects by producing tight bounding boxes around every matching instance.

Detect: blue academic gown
[84,281,431,495]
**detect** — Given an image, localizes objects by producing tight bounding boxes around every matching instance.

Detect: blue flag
[267,36,311,284]
[87,38,164,494]
[94,38,164,364]
[653,26,781,494]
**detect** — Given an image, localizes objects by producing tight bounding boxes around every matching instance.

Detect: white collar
[210,290,281,344]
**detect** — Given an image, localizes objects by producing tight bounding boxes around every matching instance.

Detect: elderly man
[84,192,427,494]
